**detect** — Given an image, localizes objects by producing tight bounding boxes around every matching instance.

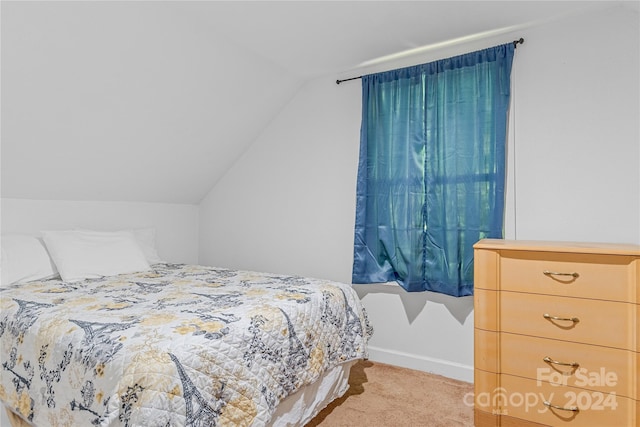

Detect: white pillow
[42,230,151,282]
[74,228,163,264]
[1,234,59,286]
[130,228,163,264]
[1,247,9,286]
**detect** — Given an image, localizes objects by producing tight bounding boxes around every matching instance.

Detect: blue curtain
[352,43,514,297]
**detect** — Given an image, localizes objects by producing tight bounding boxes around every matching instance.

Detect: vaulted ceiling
[1,1,628,204]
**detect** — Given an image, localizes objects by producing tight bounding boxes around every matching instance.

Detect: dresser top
[474,239,640,256]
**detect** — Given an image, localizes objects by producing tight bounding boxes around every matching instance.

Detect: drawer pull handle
[542,313,580,323]
[543,356,579,368]
[543,400,579,412]
[543,313,580,323]
[543,270,579,278]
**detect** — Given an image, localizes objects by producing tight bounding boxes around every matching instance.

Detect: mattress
[0,263,372,426]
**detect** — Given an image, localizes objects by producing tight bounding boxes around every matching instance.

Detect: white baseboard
[366,345,474,383]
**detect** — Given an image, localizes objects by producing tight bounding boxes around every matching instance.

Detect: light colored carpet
[307,360,474,427]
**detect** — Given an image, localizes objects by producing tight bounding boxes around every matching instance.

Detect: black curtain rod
[336,37,524,85]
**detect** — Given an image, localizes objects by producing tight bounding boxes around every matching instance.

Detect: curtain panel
[352,43,514,297]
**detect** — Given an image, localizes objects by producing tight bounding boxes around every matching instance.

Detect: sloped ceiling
[1,1,623,204]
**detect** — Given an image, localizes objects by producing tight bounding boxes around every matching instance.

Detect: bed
[0,231,372,426]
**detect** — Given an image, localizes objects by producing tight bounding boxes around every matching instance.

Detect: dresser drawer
[500,291,636,350]
[500,333,636,399]
[499,375,636,427]
[500,251,635,302]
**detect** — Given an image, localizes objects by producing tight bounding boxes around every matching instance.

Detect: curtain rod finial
[514,37,524,48]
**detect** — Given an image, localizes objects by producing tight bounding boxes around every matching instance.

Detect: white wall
[199,74,361,281]
[1,198,199,264]
[513,16,640,244]
[199,5,639,383]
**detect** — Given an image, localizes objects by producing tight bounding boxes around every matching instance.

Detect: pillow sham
[74,227,163,264]
[130,228,163,264]
[1,234,59,286]
[42,230,150,282]
[1,247,8,286]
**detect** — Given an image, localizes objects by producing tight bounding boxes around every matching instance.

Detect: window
[352,43,515,297]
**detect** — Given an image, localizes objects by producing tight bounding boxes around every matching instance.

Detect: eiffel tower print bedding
[0,263,372,426]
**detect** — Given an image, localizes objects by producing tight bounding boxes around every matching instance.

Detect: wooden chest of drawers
[473,239,640,427]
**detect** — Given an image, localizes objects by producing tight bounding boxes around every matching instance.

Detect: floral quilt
[0,264,372,426]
